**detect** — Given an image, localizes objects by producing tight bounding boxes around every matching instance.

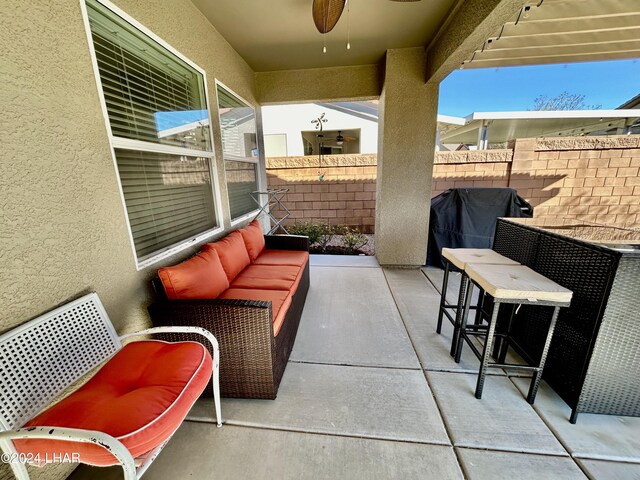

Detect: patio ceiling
[191,0,456,71]
[461,0,640,69]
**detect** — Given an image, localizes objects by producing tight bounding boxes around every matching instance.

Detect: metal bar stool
[436,248,519,357]
[455,263,572,404]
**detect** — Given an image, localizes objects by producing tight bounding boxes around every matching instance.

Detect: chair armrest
[0,427,136,480]
[120,325,219,364]
[148,299,273,345]
[264,234,309,251]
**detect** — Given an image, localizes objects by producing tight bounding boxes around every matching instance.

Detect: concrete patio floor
[71,256,640,480]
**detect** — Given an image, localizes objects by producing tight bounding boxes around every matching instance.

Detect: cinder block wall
[512,137,640,228]
[266,155,377,233]
[266,136,640,234]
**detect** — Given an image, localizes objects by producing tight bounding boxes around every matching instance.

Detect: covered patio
[69,256,640,479]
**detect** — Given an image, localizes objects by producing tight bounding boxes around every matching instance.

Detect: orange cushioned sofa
[148,220,310,399]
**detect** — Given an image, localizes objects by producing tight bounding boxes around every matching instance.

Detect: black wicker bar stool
[436,248,519,357]
[455,263,572,404]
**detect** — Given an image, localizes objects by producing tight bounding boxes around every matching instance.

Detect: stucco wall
[255,64,382,105]
[1,2,257,477]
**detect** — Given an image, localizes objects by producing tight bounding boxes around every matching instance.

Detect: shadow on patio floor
[70,259,640,479]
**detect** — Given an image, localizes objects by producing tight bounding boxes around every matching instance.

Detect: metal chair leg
[436,261,450,334]
[475,302,501,399]
[454,278,474,363]
[474,288,485,326]
[527,306,561,404]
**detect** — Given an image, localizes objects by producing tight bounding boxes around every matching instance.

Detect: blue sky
[438,59,640,117]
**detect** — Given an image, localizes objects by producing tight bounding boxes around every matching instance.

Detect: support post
[375,47,439,267]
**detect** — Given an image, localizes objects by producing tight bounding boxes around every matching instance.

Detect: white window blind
[115,149,216,258]
[225,160,258,220]
[86,0,219,264]
[216,84,259,220]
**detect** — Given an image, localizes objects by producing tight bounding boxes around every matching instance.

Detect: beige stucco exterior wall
[255,64,382,105]
[1,2,257,476]
[376,48,439,267]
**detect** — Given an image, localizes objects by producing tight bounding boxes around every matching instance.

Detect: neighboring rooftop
[438,109,640,146]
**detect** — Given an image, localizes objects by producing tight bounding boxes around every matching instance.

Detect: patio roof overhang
[439,109,640,145]
[460,0,640,70]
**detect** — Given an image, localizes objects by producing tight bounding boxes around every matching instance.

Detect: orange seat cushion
[16,341,212,466]
[158,249,228,300]
[230,264,300,291]
[219,288,292,336]
[253,250,309,267]
[239,219,265,262]
[203,231,251,283]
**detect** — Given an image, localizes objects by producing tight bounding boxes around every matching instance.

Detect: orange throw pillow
[239,219,265,262]
[203,231,251,282]
[158,249,229,300]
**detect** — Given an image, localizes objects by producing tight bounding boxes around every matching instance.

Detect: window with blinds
[216,84,260,220]
[85,0,219,265]
[225,160,258,220]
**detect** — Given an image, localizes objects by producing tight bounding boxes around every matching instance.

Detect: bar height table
[456,263,573,404]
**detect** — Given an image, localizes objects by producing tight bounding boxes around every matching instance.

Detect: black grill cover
[426,188,533,267]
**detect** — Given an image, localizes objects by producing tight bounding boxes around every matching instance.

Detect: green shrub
[342,227,368,254]
[287,222,324,245]
[315,223,336,251]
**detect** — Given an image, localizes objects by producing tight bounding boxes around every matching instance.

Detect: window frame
[214,80,262,226]
[80,0,224,270]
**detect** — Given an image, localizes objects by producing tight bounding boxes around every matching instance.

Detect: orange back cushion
[239,219,265,262]
[158,249,229,300]
[203,231,251,282]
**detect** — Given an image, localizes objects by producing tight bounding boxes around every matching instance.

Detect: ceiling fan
[312,0,420,52]
[333,131,356,145]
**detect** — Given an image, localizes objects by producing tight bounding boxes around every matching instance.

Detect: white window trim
[214,80,264,223]
[112,137,215,159]
[80,0,224,271]
[229,209,262,228]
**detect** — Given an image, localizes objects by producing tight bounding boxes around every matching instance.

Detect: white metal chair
[0,292,221,480]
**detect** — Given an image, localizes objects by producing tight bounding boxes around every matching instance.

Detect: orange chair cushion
[230,264,300,291]
[253,250,309,268]
[220,288,292,336]
[239,219,265,262]
[158,249,228,300]
[16,341,212,466]
[203,231,251,283]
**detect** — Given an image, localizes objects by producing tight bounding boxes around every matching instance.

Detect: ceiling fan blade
[312,0,346,34]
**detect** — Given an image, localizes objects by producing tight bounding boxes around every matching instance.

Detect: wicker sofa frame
[148,234,310,400]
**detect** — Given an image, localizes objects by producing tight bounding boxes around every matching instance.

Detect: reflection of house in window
[219,105,258,160]
[301,129,361,156]
[159,156,211,185]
